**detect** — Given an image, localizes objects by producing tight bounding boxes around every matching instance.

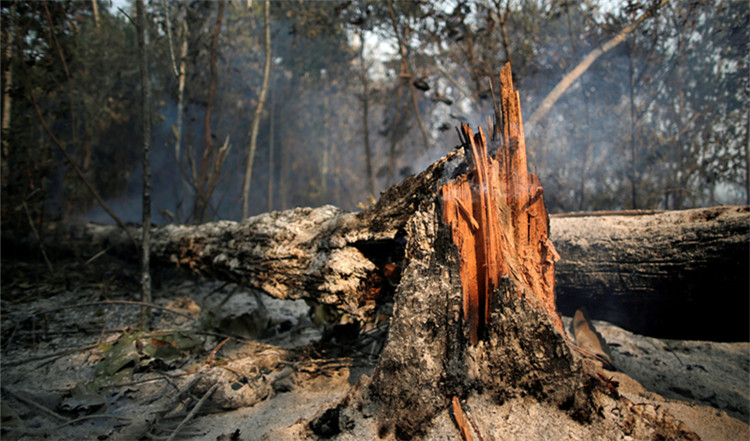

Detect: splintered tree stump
[312,64,699,440]
[365,64,580,438]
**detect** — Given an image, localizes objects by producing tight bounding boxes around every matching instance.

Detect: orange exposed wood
[451,396,474,441]
[442,63,562,345]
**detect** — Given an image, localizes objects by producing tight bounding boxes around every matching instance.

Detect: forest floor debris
[1,256,748,440]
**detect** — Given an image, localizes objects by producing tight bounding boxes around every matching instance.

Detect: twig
[213,284,241,311]
[161,0,179,78]
[550,209,663,218]
[144,430,205,440]
[451,396,473,441]
[199,281,230,307]
[3,387,69,422]
[165,383,218,441]
[117,7,135,26]
[434,60,480,109]
[204,337,230,366]
[1,343,100,367]
[99,371,191,390]
[55,413,132,428]
[50,300,196,321]
[21,200,54,276]
[84,245,114,265]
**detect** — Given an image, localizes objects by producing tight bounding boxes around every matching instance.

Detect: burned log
[18,176,748,341]
[552,206,750,341]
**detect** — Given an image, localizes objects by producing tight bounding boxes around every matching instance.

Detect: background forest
[1,0,747,235]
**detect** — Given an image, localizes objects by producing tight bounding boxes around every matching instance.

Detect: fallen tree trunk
[26,205,748,340]
[552,206,749,341]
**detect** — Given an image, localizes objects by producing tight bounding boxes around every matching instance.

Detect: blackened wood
[552,205,750,341]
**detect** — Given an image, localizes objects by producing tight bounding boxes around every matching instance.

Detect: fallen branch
[3,387,69,422]
[1,343,100,368]
[165,383,218,441]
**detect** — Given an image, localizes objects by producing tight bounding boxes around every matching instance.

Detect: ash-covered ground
[1,255,747,440]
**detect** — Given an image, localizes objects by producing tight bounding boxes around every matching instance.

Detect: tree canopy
[1,0,747,235]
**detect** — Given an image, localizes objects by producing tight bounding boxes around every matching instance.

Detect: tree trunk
[194,0,225,223]
[37,207,748,341]
[174,17,188,221]
[136,0,152,313]
[1,1,14,152]
[267,71,274,212]
[241,0,272,219]
[314,63,699,440]
[387,0,430,153]
[91,0,100,29]
[358,29,375,198]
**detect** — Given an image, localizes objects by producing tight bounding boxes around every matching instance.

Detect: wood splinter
[442,63,563,345]
[451,396,475,441]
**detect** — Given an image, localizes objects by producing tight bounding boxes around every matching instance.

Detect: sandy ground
[1,258,748,440]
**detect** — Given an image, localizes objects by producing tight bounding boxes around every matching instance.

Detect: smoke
[77,1,748,226]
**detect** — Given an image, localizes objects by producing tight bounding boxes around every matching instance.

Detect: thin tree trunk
[321,92,329,197]
[195,0,225,223]
[527,0,669,129]
[629,34,639,209]
[565,5,590,212]
[161,0,178,78]
[42,0,79,218]
[1,2,14,152]
[407,77,429,151]
[579,100,591,211]
[745,103,749,205]
[387,85,405,189]
[136,0,152,318]
[91,0,100,29]
[280,73,290,211]
[174,18,188,221]
[359,30,374,198]
[497,0,512,66]
[387,0,430,152]
[268,73,275,212]
[241,0,272,219]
